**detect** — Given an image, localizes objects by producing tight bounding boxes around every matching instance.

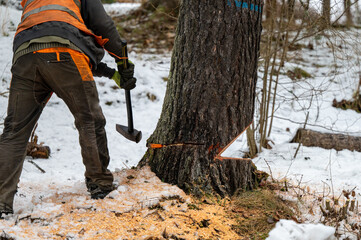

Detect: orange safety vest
[15,0,109,47]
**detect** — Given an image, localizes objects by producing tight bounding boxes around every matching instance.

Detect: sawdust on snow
[1,167,239,239]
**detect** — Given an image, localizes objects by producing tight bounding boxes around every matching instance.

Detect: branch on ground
[26,124,51,159]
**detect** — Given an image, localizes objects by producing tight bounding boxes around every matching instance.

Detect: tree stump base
[142,145,261,198]
[210,158,257,197]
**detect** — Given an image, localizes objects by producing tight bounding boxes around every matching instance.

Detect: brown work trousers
[0,48,113,210]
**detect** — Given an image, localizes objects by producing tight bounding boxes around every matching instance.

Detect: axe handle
[122,42,135,134]
[125,90,134,133]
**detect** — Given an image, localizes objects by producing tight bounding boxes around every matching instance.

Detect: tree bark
[139,0,263,197]
[322,0,331,26]
[291,128,361,152]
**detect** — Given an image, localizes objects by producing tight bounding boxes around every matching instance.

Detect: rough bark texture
[139,0,263,197]
[291,128,361,152]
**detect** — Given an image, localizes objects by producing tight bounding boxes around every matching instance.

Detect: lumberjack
[0,0,137,218]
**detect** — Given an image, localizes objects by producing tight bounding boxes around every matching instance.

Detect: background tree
[287,0,296,21]
[265,0,277,22]
[355,0,361,24]
[344,0,353,26]
[139,0,263,197]
[323,0,331,26]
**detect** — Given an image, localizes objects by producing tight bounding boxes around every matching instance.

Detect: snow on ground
[253,30,361,239]
[267,219,336,240]
[103,3,141,17]
[1,2,361,239]
[252,30,361,193]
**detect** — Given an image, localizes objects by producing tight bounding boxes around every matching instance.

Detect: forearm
[81,0,125,60]
[92,62,115,79]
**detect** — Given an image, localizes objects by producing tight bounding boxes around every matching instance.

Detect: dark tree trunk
[266,0,277,21]
[323,0,331,26]
[344,0,354,27]
[280,0,295,23]
[291,128,361,152]
[287,0,296,21]
[139,0,263,197]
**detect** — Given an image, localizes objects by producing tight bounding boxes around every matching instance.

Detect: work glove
[117,59,135,80]
[111,71,136,90]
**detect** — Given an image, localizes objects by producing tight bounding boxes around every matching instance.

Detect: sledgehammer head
[116,124,142,143]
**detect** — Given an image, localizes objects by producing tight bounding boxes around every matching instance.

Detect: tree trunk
[291,128,361,152]
[139,0,263,197]
[287,0,295,21]
[355,0,361,24]
[266,0,277,21]
[322,0,331,26]
[344,0,354,27]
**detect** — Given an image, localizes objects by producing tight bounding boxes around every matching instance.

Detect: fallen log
[291,128,361,152]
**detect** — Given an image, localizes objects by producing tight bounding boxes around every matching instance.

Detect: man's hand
[112,71,136,90]
[117,60,135,80]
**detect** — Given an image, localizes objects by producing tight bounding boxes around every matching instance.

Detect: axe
[93,46,142,143]
[115,43,142,143]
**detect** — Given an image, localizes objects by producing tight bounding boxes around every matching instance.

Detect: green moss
[187,203,201,210]
[294,67,312,78]
[287,67,312,80]
[312,63,327,68]
[231,189,297,239]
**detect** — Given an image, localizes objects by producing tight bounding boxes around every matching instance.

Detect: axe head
[116,124,142,143]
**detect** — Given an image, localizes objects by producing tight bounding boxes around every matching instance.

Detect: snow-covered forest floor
[253,27,361,239]
[0,2,361,240]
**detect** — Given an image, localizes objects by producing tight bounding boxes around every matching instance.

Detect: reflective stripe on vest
[22,5,81,22]
[23,0,81,10]
[16,0,108,47]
